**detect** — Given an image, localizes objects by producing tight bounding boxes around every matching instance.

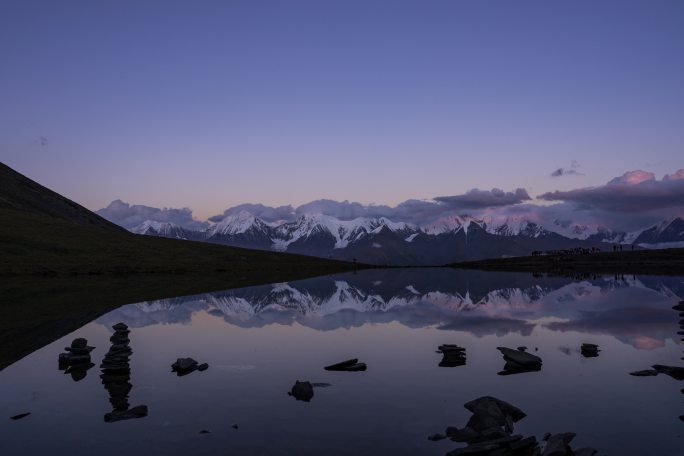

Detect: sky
[1,0,683,227]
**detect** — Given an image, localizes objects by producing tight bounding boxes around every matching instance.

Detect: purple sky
[1,1,683,224]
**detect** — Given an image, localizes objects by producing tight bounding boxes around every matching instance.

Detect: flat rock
[652,364,684,380]
[498,362,542,376]
[112,323,129,331]
[324,358,358,371]
[439,344,466,353]
[497,347,543,368]
[629,369,659,376]
[104,405,148,422]
[197,363,209,371]
[324,359,367,371]
[10,412,30,420]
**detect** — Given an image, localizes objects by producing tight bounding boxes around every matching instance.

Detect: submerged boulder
[289,381,314,402]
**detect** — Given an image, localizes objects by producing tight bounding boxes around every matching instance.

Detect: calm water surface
[1,269,683,455]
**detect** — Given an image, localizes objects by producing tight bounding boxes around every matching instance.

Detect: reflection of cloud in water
[437,316,534,337]
[545,307,675,349]
[96,271,682,348]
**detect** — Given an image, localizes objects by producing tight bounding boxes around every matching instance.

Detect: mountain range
[127,209,684,265]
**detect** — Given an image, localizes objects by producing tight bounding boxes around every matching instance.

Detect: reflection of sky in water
[1,269,683,455]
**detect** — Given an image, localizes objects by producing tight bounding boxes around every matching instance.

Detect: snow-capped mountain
[206,210,273,237]
[634,217,684,247]
[548,219,601,240]
[129,209,683,266]
[131,220,198,240]
[482,216,549,238]
[585,227,640,245]
[204,210,274,249]
[423,215,483,235]
[273,214,418,250]
[422,215,548,238]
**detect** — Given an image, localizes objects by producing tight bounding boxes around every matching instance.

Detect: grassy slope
[0,208,364,370]
[450,248,684,275]
[0,208,360,276]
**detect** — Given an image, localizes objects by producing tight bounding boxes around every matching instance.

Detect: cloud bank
[539,169,684,212]
[98,168,684,233]
[96,199,209,230]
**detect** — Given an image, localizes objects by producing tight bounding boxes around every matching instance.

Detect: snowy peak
[481,216,549,238]
[207,210,271,237]
[634,217,684,245]
[423,215,484,235]
[421,214,546,237]
[548,219,605,240]
[131,220,193,239]
[274,214,419,249]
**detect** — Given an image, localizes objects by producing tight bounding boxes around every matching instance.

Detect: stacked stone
[581,343,600,358]
[100,322,147,422]
[58,338,95,381]
[437,344,467,367]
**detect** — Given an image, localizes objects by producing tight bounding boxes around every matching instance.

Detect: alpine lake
[1,268,683,455]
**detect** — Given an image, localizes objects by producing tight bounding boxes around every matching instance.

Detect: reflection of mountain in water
[97,269,683,347]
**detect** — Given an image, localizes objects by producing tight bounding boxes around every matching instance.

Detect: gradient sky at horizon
[1,0,683,219]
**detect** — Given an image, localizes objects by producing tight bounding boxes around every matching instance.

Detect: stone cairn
[58,338,95,381]
[100,322,147,422]
[429,396,598,456]
[580,343,600,358]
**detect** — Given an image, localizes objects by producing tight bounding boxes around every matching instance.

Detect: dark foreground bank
[450,248,684,275]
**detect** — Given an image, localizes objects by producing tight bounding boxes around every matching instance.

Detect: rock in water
[10,413,30,420]
[673,302,684,311]
[496,347,543,368]
[542,432,576,455]
[324,358,358,370]
[652,365,684,380]
[104,405,148,423]
[464,396,527,423]
[324,358,367,371]
[172,358,198,373]
[289,381,314,402]
[581,343,600,358]
[438,344,467,367]
[629,369,659,376]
